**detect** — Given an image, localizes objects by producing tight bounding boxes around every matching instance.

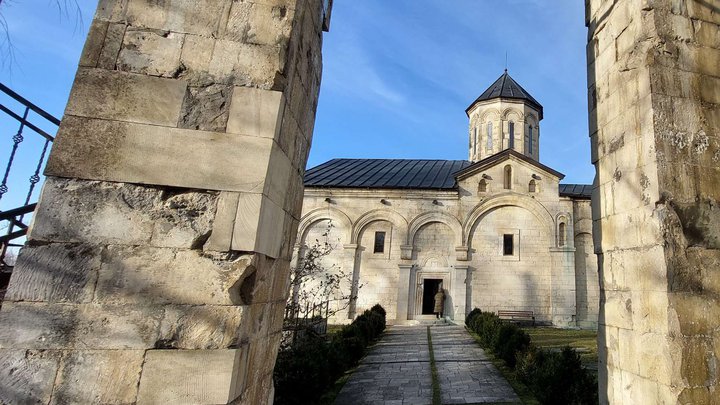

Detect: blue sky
[312,1,593,184]
[0,0,593,213]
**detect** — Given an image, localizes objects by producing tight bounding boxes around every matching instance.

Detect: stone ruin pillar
[587,0,720,402]
[0,0,328,403]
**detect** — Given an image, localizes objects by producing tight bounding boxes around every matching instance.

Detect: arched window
[529,179,536,193]
[478,179,487,193]
[486,122,493,151]
[508,121,515,149]
[503,165,512,189]
[558,222,567,247]
[527,125,534,155]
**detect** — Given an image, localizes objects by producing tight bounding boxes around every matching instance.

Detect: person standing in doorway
[434,284,445,319]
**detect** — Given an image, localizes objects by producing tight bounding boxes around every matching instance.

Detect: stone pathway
[334,324,519,405]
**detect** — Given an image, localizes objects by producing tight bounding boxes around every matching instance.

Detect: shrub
[371,303,387,318]
[465,308,482,325]
[491,323,530,367]
[370,304,387,331]
[471,311,502,348]
[274,304,387,405]
[517,346,598,405]
[465,308,597,404]
[274,334,333,405]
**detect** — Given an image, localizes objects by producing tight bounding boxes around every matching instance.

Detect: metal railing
[283,300,330,346]
[0,82,59,266]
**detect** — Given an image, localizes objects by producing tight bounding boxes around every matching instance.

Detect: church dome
[466,71,543,119]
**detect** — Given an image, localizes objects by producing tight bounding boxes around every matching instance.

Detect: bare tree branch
[0,0,84,73]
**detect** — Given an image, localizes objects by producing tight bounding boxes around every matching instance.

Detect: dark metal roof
[304,159,472,190]
[559,184,593,199]
[305,158,592,199]
[466,71,543,119]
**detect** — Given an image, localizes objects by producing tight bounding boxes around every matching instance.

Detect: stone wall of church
[469,205,555,322]
[297,171,592,327]
[354,221,402,321]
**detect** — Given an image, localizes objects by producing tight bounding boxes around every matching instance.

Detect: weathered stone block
[205,191,240,252]
[136,349,246,404]
[243,338,277,402]
[226,1,294,46]
[178,84,233,132]
[94,0,125,22]
[158,305,245,349]
[30,177,216,249]
[29,177,152,245]
[46,116,275,193]
[700,74,720,105]
[687,0,720,25]
[125,0,232,37]
[247,254,280,305]
[680,336,714,387]
[52,350,144,404]
[600,291,633,330]
[0,302,163,350]
[149,190,218,249]
[231,193,286,258]
[209,39,285,88]
[6,243,100,303]
[671,293,717,337]
[265,144,294,207]
[178,34,215,85]
[117,28,184,77]
[270,259,292,302]
[74,304,163,349]
[0,349,61,405]
[96,246,245,305]
[693,19,720,48]
[63,68,186,127]
[226,86,284,140]
[79,20,109,67]
[97,23,126,70]
[634,332,675,386]
[283,171,305,216]
[0,303,75,349]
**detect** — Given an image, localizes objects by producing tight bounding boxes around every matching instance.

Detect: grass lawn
[522,327,598,372]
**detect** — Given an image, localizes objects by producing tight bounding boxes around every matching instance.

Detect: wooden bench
[497,310,535,326]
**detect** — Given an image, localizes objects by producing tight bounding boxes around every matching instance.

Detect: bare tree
[0,0,83,71]
[286,222,360,323]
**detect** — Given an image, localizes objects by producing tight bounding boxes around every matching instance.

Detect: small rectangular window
[374,231,386,253]
[503,234,514,256]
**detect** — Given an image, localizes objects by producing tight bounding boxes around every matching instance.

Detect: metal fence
[0,83,58,266]
[283,300,330,346]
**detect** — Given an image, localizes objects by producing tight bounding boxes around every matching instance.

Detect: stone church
[295,72,598,328]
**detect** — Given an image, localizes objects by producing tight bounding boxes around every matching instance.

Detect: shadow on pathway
[334,324,520,405]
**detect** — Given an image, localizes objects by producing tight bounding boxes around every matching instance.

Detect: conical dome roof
[466,71,543,119]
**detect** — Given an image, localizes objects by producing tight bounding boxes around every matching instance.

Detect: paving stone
[334,324,520,404]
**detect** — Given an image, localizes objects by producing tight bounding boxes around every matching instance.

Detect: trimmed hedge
[493,323,531,367]
[274,305,387,405]
[465,308,598,405]
[517,346,598,405]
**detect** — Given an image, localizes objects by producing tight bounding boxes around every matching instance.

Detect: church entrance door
[421,279,443,315]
